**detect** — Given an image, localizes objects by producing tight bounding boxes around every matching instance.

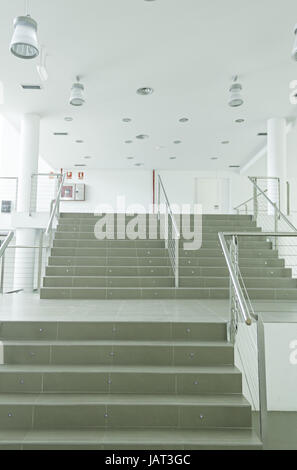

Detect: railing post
[175,236,179,288]
[37,230,44,293]
[257,315,268,445]
[157,177,160,221]
[287,181,290,216]
[164,207,168,249]
[253,178,258,223]
[0,253,5,294]
[229,235,239,344]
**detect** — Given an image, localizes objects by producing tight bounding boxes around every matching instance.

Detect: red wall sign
[66,171,73,180]
[78,172,84,180]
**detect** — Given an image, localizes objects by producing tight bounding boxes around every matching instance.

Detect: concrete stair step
[0,428,262,450]
[0,394,251,430]
[0,364,243,394]
[42,275,297,289]
[48,256,284,267]
[0,321,227,342]
[40,286,297,300]
[53,238,271,249]
[50,247,278,259]
[45,265,291,278]
[1,340,233,366]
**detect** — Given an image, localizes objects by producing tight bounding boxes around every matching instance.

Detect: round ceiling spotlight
[229,76,244,108]
[170,157,176,160]
[75,140,84,144]
[292,24,297,60]
[64,117,73,122]
[235,118,245,123]
[122,118,132,123]
[70,76,85,106]
[10,14,39,59]
[127,157,134,160]
[179,118,189,123]
[174,140,182,144]
[134,163,144,167]
[84,156,92,160]
[136,134,149,140]
[221,140,230,145]
[137,87,154,96]
[210,157,219,160]
[125,140,133,144]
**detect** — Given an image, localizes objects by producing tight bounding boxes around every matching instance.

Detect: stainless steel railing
[0,174,66,294]
[234,189,268,215]
[157,175,180,288]
[219,230,297,442]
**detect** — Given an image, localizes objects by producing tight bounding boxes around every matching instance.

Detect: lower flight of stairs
[0,320,262,450]
[40,213,297,300]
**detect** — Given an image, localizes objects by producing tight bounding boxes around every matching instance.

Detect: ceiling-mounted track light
[10,1,39,59]
[229,76,244,108]
[70,76,85,106]
[292,25,297,60]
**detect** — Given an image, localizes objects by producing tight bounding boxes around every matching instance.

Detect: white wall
[58,168,255,214]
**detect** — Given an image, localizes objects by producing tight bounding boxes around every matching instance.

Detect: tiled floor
[1,293,297,323]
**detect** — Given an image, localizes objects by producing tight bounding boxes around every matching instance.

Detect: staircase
[0,319,262,449]
[41,212,297,300]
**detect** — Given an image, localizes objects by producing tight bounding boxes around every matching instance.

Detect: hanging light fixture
[229,76,244,108]
[69,76,85,106]
[36,46,48,81]
[292,25,297,60]
[10,1,39,59]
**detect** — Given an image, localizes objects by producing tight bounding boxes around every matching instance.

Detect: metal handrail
[234,189,268,212]
[248,177,297,232]
[218,232,255,325]
[157,175,180,287]
[157,176,180,237]
[0,232,14,259]
[45,174,65,236]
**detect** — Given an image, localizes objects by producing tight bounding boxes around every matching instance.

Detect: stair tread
[0,339,231,347]
[0,393,250,406]
[0,428,262,448]
[0,364,241,374]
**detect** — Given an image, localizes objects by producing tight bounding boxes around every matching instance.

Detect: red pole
[153,169,156,213]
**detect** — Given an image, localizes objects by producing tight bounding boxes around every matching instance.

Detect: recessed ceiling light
[258,132,267,136]
[122,118,132,123]
[210,157,219,160]
[127,157,134,160]
[76,140,84,143]
[170,157,176,160]
[53,132,68,136]
[229,165,240,168]
[134,163,144,167]
[137,87,154,96]
[179,118,189,123]
[64,117,73,122]
[174,140,182,144]
[84,156,92,160]
[74,164,87,167]
[235,119,245,123]
[136,134,149,140]
[125,140,133,144]
[221,141,230,144]
[21,84,42,90]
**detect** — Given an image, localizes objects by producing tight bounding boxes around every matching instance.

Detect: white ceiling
[1,0,297,171]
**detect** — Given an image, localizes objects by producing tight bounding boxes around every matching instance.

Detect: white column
[14,114,40,291]
[267,118,287,212]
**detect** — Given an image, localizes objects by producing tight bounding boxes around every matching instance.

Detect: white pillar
[14,114,40,291]
[267,118,287,212]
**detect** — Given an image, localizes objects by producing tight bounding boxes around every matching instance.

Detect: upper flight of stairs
[0,319,262,450]
[40,213,297,300]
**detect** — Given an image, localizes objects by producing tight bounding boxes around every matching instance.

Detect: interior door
[195,177,230,214]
